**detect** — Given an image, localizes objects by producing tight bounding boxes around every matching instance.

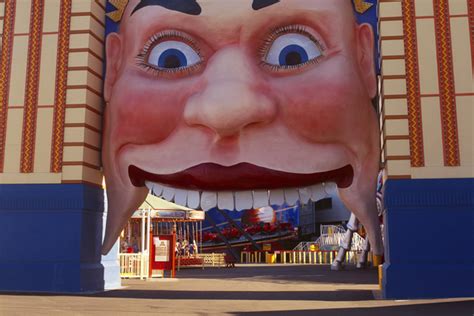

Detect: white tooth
[298,187,311,204]
[174,189,187,206]
[218,191,234,211]
[284,188,299,206]
[187,190,200,209]
[324,182,337,195]
[145,181,154,191]
[234,191,253,211]
[162,186,175,202]
[310,183,327,202]
[269,189,285,206]
[152,183,164,196]
[253,190,269,208]
[201,191,217,212]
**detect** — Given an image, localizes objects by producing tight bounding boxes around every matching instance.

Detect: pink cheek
[110,86,185,144]
[276,77,359,141]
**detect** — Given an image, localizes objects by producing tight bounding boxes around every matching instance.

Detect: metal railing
[119,252,228,278]
[197,253,226,267]
[241,250,372,265]
[119,253,149,279]
[294,225,366,252]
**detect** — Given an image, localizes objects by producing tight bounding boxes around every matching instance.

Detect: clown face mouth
[129,163,353,211]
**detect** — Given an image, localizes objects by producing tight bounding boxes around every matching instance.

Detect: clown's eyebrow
[131,0,202,16]
[252,0,280,10]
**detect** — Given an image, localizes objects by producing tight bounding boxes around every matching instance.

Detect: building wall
[379,0,473,180]
[0,0,105,186]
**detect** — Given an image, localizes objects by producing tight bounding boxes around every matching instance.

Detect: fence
[197,253,226,267]
[240,250,372,265]
[119,253,149,279]
[119,252,228,278]
[294,225,366,252]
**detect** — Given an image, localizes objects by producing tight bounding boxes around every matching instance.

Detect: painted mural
[201,204,300,250]
[101,0,383,262]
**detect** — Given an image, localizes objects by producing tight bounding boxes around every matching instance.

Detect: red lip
[129,163,353,191]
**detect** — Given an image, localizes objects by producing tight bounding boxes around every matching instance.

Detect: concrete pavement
[0,264,472,315]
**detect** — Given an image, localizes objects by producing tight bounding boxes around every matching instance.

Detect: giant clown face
[102,0,382,256]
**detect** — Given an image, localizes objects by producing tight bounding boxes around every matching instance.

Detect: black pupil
[164,55,181,68]
[285,52,302,66]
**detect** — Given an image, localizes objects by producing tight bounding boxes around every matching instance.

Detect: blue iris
[278,44,309,66]
[158,48,188,69]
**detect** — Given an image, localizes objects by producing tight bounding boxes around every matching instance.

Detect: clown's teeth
[269,189,285,206]
[152,183,164,196]
[146,181,337,210]
[253,190,269,208]
[201,191,217,211]
[310,183,328,202]
[218,191,234,211]
[235,191,253,211]
[145,181,153,191]
[162,186,175,202]
[284,188,299,205]
[324,182,337,195]
[298,187,311,204]
[174,189,187,206]
[187,190,200,209]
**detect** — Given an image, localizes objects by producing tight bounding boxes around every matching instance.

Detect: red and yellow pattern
[468,0,474,78]
[402,0,424,167]
[20,0,45,173]
[51,0,73,173]
[0,1,16,172]
[434,0,460,167]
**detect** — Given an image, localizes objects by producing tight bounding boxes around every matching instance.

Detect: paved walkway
[0,264,472,315]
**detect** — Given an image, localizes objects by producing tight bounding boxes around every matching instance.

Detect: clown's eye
[137,31,203,77]
[148,41,201,69]
[261,26,325,71]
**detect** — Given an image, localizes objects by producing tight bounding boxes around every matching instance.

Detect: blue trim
[383,178,474,299]
[0,184,106,293]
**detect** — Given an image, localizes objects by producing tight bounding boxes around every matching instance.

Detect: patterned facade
[0,0,105,186]
[0,0,472,183]
[379,0,473,179]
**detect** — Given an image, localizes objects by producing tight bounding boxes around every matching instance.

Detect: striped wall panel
[380,0,472,179]
[0,0,15,172]
[379,0,411,179]
[0,0,105,186]
[468,0,474,71]
[433,0,460,167]
[401,0,424,168]
[61,0,105,186]
[20,0,45,173]
[51,0,72,173]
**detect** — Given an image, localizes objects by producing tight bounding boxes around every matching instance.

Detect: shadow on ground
[91,289,373,301]
[232,301,474,316]
[174,264,379,285]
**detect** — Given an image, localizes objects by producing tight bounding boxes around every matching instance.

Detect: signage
[154,238,170,262]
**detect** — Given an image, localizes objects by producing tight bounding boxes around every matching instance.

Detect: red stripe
[20,0,45,173]
[51,0,73,173]
[433,0,460,166]
[0,1,16,172]
[468,0,474,74]
[402,0,425,167]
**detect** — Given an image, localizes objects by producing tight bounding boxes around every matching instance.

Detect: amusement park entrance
[119,194,206,279]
